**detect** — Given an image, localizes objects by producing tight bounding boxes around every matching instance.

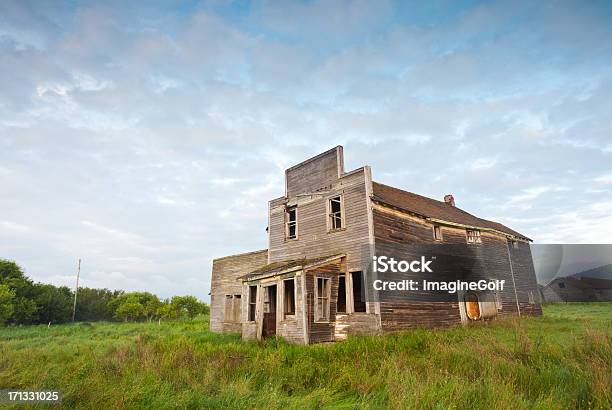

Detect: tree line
[0,259,209,326]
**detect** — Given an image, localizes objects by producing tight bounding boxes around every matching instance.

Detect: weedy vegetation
[0,303,610,409]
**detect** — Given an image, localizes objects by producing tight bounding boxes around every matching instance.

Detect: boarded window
[466,229,482,244]
[233,295,241,321]
[433,225,442,241]
[248,286,257,321]
[337,275,346,313]
[284,279,295,317]
[224,295,233,321]
[316,277,330,321]
[329,196,343,230]
[558,282,565,289]
[495,291,503,311]
[286,206,297,239]
[352,271,366,312]
[224,295,242,322]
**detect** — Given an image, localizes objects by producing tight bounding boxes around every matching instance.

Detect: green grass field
[0,303,610,409]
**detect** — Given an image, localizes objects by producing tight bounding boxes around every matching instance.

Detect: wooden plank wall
[210,250,268,333]
[242,321,257,340]
[276,273,306,344]
[269,167,371,274]
[372,204,541,330]
[335,314,380,340]
[285,146,342,198]
[379,301,462,330]
[509,242,543,316]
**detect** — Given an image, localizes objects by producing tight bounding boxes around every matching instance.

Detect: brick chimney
[444,194,455,207]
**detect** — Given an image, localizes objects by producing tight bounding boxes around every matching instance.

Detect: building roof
[578,277,612,289]
[547,276,612,289]
[546,276,589,289]
[239,254,345,282]
[372,181,530,240]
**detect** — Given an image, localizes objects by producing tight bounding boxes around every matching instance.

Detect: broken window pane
[329,196,343,230]
[433,225,442,241]
[286,206,297,239]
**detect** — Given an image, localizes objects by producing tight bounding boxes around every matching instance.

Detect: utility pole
[72,258,81,322]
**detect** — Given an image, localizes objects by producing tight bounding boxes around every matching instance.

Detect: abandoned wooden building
[210,146,541,344]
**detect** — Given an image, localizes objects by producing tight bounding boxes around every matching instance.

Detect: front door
[262,285,277,337]
[464,292,481,320]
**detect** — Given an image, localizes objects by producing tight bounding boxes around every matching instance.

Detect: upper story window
[433,225,443,241]
[285,206,297,239]
[466,229,482,244]
[328,196,343,231]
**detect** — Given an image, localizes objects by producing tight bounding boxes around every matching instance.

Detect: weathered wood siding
[509,242,543,316]
[210,250,268,333]
[372,203,541,330]
[379,301,462,330]
[285,146,343,198]
[335,314,380,340]
[275,273,307,344]
[269,167,371,274]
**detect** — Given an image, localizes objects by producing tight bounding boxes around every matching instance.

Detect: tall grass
[0,304,610,409]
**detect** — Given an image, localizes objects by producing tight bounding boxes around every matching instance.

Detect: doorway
[337,275,346,313]
[262,285,277,337]
[464,292,481,320]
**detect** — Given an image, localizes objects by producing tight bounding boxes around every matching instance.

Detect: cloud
[0,0,611,300]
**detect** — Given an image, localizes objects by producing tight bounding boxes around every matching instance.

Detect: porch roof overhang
[239,254,345,282]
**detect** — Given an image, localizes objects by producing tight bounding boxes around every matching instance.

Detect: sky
[0,0,611,300]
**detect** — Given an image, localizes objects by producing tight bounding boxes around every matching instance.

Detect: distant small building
[541,276,612,302]
[210,146,541,344]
